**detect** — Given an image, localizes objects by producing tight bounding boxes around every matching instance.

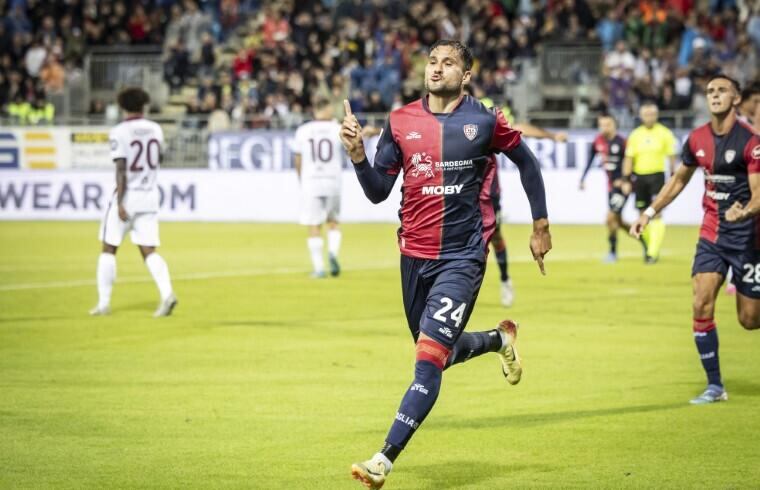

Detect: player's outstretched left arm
[504,141,552,274]
[726,173,760,222]
[630,163,696,237]
[513,123,567,143]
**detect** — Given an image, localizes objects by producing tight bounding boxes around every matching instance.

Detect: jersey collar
[421,93,466,117]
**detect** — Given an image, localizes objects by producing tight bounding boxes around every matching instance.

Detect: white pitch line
[0,251,673,292]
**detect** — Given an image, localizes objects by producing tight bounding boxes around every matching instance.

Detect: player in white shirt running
[292,98,346,278]
[90,87,177,317]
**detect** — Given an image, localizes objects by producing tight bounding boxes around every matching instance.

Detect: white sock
[327,229,341,258]
[97,252,116,309]
[307,237,324,273]
[497,328,509,352]
[145,253,173,301]
[372,452,392,472]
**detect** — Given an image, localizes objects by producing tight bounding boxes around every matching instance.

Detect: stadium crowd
[1,0,759,127]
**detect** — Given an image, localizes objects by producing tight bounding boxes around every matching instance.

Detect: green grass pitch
[1,221,759,488]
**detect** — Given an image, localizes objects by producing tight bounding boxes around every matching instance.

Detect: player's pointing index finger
[343,99,352,117]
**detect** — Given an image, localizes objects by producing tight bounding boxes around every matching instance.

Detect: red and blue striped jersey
[682,120,760,250]
[372,95,521,260]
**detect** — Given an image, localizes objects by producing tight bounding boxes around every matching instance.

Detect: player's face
[424,46,471,97]
[598,117,616,137]
[739,93,760,117]
[706,79,740,116]
[639,106,658,127]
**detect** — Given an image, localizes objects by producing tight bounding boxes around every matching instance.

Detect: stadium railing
[540,41,604,89]
[85,46,168,115]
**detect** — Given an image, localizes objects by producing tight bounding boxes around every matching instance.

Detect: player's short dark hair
[740,82,760,101]
[313,97,331,111]
[429,40,474,71]
[706,74,741,94]
[117,87,150,113]
[598,113,617,126]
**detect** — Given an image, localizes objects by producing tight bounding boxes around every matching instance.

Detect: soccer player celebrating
[292,98,345,278]
[630,74,760,404]
[622,103,678,263]
[340,40,551,488]
[90,87,177,317]
[579,113,633,262]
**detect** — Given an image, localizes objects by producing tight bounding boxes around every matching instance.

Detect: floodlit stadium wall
[0,128,704,225]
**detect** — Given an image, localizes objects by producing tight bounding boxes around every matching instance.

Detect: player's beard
[425,78,464,99]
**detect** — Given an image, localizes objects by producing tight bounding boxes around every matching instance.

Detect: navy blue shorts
[400,256,485,348]
[692,239,760,299]
[608,188,628,214]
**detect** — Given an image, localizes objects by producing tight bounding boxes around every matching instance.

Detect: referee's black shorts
[633,172,665,210]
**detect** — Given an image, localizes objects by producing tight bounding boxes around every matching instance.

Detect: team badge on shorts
[463,124,478,141]
[724,149,735,164]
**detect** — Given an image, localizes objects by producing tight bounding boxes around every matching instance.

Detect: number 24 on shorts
[433,297,467,327]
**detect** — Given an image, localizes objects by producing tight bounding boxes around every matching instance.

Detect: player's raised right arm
[340,100,366,163]
[341,100,400,204]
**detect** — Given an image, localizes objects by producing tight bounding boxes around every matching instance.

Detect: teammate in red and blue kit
[340,40,551,489]
[631,74,760,405]
[579,114,638,262]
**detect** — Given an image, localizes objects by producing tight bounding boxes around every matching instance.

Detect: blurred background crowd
[1,0,759,127]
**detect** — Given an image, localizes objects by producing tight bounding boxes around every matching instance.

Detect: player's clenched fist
[339,99,366,163]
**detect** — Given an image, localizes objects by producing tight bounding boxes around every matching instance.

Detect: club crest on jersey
[752,145,760,160]
[724,149,736,164]
[409,152,434,178]
[463,124,478,141]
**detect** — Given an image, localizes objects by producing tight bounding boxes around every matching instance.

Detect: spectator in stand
[127,4,152,44]
[604,40,636,127]
[38,15,57,47]
[748,8,760,50]
[180,0,212,59]
[163,4,185,53]
[232,47,253,81]
[363,90,388,113]
[597,9,624,52]
[39,53,65,94]
[262,5,290,47]
[24,37,47,77]
[164,40,190,93]
[199,32,216,76]
[6,4,32,35]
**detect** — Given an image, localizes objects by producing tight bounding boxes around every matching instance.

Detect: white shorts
[300,194,340,226]
[99,200,160,247]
